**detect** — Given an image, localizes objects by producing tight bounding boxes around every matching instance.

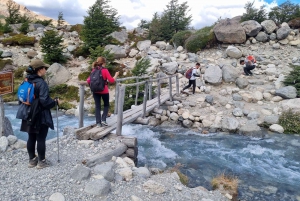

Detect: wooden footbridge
[75,74,180,140]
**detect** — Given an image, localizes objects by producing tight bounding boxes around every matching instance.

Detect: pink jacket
[87,67,115,94]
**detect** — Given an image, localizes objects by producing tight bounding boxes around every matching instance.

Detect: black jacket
[28,74,56,130]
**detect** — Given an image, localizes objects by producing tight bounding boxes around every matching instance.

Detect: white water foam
[241,145,285,156]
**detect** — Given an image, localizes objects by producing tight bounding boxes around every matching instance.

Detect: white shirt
[190,67,198,80]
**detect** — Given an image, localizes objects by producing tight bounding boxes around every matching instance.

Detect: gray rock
[272,43,280,49]
[165,45,174,51]
[276,26,290,40]
[269,33,277,40]
[247,111,260,120]
[148,117,160,126]
[67,45,76,52]
[255,32,268,42]
[71,165,91,181]
[27,50,37,59]
[241,20,262,37]
[233,101,245,109]
[49,192,65,201]
[11,139,26,149]
[264,115,279,124]
[213,16,246,43]
[1,52,13,58]
[280,98,300,112]
[4,117,14,137]
[133,167,151,178]
[222,65,239,83]
[221,117,239,131]
[236,78,249,89]
[225,46,242,58]
[160,62,178,75]
[0,136,8,153]
[261,20,277,34]
[155,41,167,50]
[182,119,193,128]
[6,135,17,146]
[204,65,222,85]
[84,179,111,196]
[105,45,126,59]
[170,112,179,121]
[109,29,128,43]
[243,109,250,116]
[47,63,72,87]
[232,93,243,101]
[205,95,214,104]
[94,162,115,182]
[239,123,264,138]
[232,108,243,117]
[168,105,178,112]
[275,86,297,99]
[137,40,151,51]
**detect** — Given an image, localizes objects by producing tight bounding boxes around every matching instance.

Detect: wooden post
[169,76,173,101]
[176,74,179,95]
[142,81,148,118]
[148,80,152,100]
[135,78,139,105]
[78,84,85,128]
[0,96,4,137]
[114,81,120,115]
[157,74,161,107]
[116,85,125,136]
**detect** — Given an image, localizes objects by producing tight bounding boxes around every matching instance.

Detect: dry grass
[211,173,239,200]
[170,163,189,186]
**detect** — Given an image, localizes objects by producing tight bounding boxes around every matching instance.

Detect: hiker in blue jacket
[19,60,61,169]
[181,63,201,94]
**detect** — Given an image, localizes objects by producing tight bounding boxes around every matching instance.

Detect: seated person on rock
[240,55,256,76]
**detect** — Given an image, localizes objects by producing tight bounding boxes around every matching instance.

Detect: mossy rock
[185,26,216,53]
[1,34,35,46]
[0,59,13,71]
[171,30,193,47]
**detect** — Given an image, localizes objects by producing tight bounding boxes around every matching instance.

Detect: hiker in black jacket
[19,59,61,169]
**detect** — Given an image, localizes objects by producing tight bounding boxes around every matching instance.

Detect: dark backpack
[185,68,193,79]
[26,83,42,129]
[89,67,106,92]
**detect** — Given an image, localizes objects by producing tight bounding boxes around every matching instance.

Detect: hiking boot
[101,121,108,126]
[36,159,51,169]
[96,123,102,128]
[28,156,38,168]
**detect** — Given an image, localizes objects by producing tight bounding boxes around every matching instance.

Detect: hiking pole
[55,97,60,163]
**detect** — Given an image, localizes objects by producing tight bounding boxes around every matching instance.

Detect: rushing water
[4,104,300,201]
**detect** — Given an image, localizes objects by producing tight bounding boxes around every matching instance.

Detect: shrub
[1,34,35,46]
[131,57,151,76]
[170,163,189,186]
[14,66,27,78]
[283,64,300,97]
[171,30,192,47]
[0,22,13,34]
[185,26,215,53]
[58,102,75,110]
[278,109,300,134]
[211,173,238,199]
[241,1,268,23]
[70,24,83,34]
[18,21,29,34]
[49,84,79,102]
[72,45,90,58]
[34,19,53,26]
[78,72,90,81]
[0,59,13,71]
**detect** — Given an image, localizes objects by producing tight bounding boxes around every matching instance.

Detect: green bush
[278,109,300,134]
[185,26,215,53]
[132,57,151,76]
[49,84,79,102]
[0,22,12,34]
[18,21,29,34]
[283,64,300,97]
[58,102,75,110]
[34,19,53,26]
[14,66,27,78]
[78,72,90,81]
[0,59,13,71]
[1,34,35,46]
[171,30,192,47]
[72,45,90,58]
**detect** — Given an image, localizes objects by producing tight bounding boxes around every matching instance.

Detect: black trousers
[244,65,255,75]
[93,93,109,123]
[27,124,49,161]
[183,79,196,94]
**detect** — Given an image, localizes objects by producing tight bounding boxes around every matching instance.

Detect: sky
[13,0,300,29]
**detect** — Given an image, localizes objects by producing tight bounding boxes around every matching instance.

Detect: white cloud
[14,0,280,29]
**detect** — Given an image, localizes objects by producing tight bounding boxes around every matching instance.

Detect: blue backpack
[17,79,35,105]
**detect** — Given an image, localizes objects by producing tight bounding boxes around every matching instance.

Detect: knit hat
[29,59,50,70]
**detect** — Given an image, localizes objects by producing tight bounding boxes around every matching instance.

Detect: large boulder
[261,20,277,34]
[221,117,239,132]
[225,46,242,58]
[3,117,14,137]
[276,26,290,40]
[159,62,178,75]
[239,123,264,138]
[275,86,297,99]
[236,78,249,89]
[137,40,151,51]
[288,17,300,29]
[109,29,128,43]
[222,65,239,83]
[47,63,72,87]
[204,65,222,85]
[241,20,262,37]
[104,45,126,59]
[213,16,246,44]
[255,32,268,42]
[280,98,300,112]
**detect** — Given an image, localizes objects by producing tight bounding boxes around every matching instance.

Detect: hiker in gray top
[181,63,201,94]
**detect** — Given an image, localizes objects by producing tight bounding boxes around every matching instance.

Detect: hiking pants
[27,124,49,161]
[183,79,196,94]
[93,93,109,123]
[244,65,255,75]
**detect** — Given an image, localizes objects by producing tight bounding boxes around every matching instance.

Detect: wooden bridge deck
[75,93,170,140]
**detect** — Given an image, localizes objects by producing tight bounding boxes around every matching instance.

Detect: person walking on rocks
[181,63,201,94]
[18,59,61,169]
[240,55,256,76]
[87,57,119,127]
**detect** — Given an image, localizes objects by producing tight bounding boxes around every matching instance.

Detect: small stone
[49,192,65,201]
[225,193,233,200]
[131,195,143,201]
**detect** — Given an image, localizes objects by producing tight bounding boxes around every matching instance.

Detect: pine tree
[81,0,120,50]
[57,11,64,27]
[241,1,267,23]
[269,0,300,24]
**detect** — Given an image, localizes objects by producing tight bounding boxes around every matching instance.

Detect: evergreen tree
[57,11,64,27]
[269,0,300,24]
[241,1,267,23]
[81,0,120,50]
[138,19,150,29]
[5,0,31,24]
[40,30,66,64]
[148,13,164,42]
